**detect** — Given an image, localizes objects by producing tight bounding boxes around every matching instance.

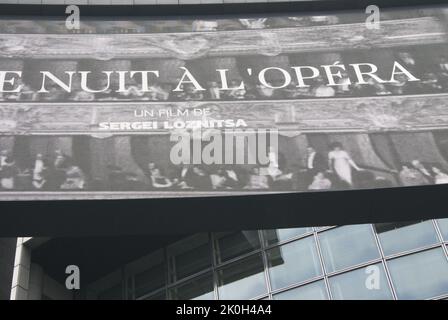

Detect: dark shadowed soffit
[31,235,185,285]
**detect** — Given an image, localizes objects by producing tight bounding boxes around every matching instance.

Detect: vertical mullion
[432,219,448,262]
[313,228,333,300]
[259,230,273,300]
[210,232,220,300]
[370,224,398,300]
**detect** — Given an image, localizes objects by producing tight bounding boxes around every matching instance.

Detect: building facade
[10,220,448,300]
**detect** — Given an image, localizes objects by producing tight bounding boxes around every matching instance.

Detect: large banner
[1,6,448,201]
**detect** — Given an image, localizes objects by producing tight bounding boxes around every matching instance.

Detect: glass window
[167,233,212,283]
[143,291,166,300]
[319,225,380,273]
[329,263,393,300]
[437,219,448,240]
[387,248,448,299]
[267,237,322,290]
[375,221,438,256]
[217,254,267,300]
[126,278,133,300]
[169,273,214,300]
[97,284,123,300]
[215,231,261,264]
[263,228,313,246]
[273,281,328,300]
[134,253,166,298]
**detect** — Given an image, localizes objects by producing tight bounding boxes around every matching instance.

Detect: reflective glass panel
[273,281,328,300]
[387,248,448,299]
[167,233,212,282]
[437,219,448,240]
[319,225,380,273]
[169,273,214,300]
[329,263,393,300]
[143,291,166,300]
[97,284,122,300]
[134,252,166,298]
[267,236,322,290]
[215,231,261,263]
[263,228,313,246]
[217,254,267,300]
[375,221,438,256]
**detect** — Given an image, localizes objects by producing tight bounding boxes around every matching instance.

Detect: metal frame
[91,219,448,300]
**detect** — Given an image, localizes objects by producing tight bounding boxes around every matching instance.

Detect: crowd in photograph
[1,142,448,192]
[0,9,438,34]
[0,17,346,34]
[0,15,402,34]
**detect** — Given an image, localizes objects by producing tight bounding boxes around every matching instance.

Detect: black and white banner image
[1,6,448,202]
